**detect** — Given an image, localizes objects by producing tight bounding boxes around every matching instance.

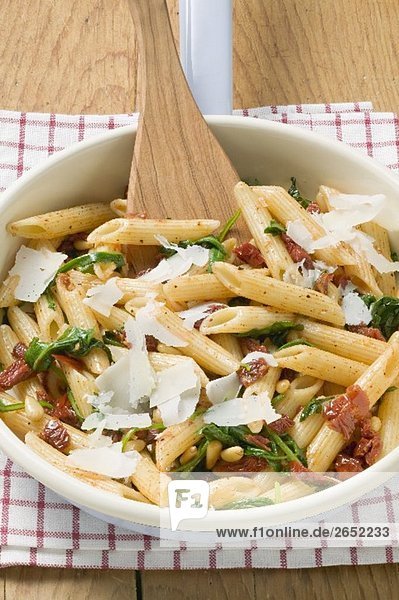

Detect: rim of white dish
[1,115,399,531]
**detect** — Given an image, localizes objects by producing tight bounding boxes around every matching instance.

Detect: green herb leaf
[299,395,335,422]
[67,389,84,422]
[121,423,166,452]
[367,296,399,339]
[201,423,238,447]
[361,294,377,308]
[218,209,241,243]
[271,393,285,407]
[391,251,399,262]
[44,287,56,311]
[25,326,112,372]
[176,439,208,472]
[219,497,274,510]
[386,386,398,393]
[264,427,308,467]
[264,220,286,236]
[288,177,310,209]
[103,330,126,348]
[57,251,125,275]
[237,321,304,347]
[277,338,313,351]
[0,398,25,413]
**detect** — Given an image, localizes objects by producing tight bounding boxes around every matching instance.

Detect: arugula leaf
[386,386,398,393]
[367,296,399,339]
[263,427,307,467]
[288,177,310,209]
[201,423,239,447]
[176,438,208,472]
[271,393,285,406]
[121,423,165,452]
[219,497,274,510]
[218,209,241,242]
[0,399,25,413]
[264,220,286,236]
[103,330,126,348]
[361,294,377,308]
[237,321,304,346]
[57,251,125,275]
[299,395,335,422]
[25,327,112,372]
[277,338,313,351]
[391,251,399,262]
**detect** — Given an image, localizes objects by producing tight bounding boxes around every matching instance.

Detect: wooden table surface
[0,0,398,597]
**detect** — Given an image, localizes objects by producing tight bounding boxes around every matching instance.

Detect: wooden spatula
[126,0,241,229]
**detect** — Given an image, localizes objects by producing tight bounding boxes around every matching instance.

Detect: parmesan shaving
[206,372,241,405]
[9,245,68,302]
[203,393,280,426]
[242,351,278,367]
[286,220,314,253]
[342,292,372,326]
[178,302,226,330]
[66,442,141,478]
[83,278,123,316]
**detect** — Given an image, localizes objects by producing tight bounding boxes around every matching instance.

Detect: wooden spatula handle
[126,0,239,220]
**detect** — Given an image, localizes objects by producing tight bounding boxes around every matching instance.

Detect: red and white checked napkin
[1,102,399,570]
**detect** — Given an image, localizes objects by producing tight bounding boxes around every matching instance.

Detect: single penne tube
[61,364,98,418]
[253,185,355,266]
[25,432,148,503]
[234,182,293,279]
[274,375,324,418]
[163,273,235,303]
[0,275,19,308]
[0,324,22,364]
[297,318,386,364]
[360,221,397,297]
[275,345,366,387]
[130,450,170,506]
[378,388,399,458]
[315,185,338,212]
[243,366,281,399]
[307,333,399,471]
[199,306,295,335]
[209,476,268,509]
[34,293,66,341]
[344,247,382,296]
[289,412,325,449]
[67,270,101,294]
[7,203,115,239]
[2,410,91,449]
[87,217,220,245]
[55,274,109,374]
[116,278,163,303]
[155,416,204,471]
[149,352,209,387]
[212,263,345,326]
[7,306,40,347]
[128,303,240,376]
[209,333,244,362]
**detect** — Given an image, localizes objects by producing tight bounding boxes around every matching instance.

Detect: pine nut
[179,446,198,465]
[220,446,244,463]
[276,379,290,394]
[247,420,264,434]
[24,395,45,422]
[73,239,93,251]
[370,416,382,432]
[125,439,146,452]
[152,408,162,423]
[206,440,223,469]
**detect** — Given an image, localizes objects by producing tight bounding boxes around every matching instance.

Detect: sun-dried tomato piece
[238,358,269,387]
[0,359,33,391]
[135,428,159,445]
[289,461,309,473]
[347,325,386,342]
[213,455,268,472]
[354,435,382,466]
[280,368,297,382]
[245,433,270,451]
[324,384,370,439]
[268,415,294,434]
[306,202,321,214]
[145,335,158,352]
[49,394,79,427]
[334,454,364,473]
[281,233,314,269]
[233,243,266,267]
[12,343,27,360]
[314,272,334,295]
[240,338,269,355]
[40,419,70,452]
[57,233,87,258]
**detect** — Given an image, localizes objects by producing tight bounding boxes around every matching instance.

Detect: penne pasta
[289,412,325,449]
[7,306,40,346]
[274,375,324,418]
[34,293,66,341]
[378,388,399,458]
[0,275,19,308]
[155,416,204,471]
[212,263,345,326]
[199,306,295,335]
[8,203,115,239]
[360,221,397,297]
[209,333,244,362]
[87,217,220,245]
[163,273,235,303]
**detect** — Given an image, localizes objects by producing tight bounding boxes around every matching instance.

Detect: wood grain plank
[140,569,255,600]
[4,567,136,600]
[254,564,399,600]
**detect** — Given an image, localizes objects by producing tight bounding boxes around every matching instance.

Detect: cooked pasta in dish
[2,178,399,509]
